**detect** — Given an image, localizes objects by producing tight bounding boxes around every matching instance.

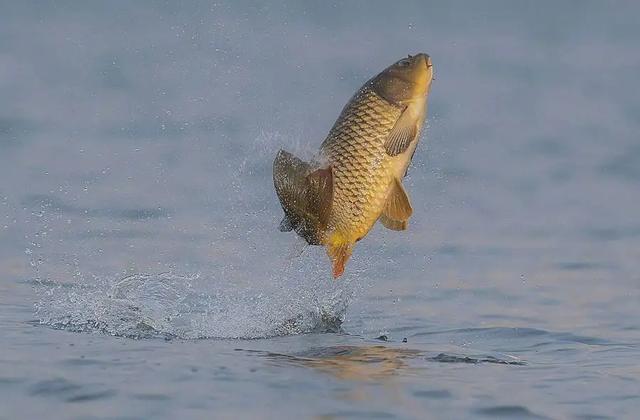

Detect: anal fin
[379,214,407,231]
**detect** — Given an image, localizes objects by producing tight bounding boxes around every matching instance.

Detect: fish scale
[321,86,403,238]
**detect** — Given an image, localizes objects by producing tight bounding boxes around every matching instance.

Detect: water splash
[35,267,351,339]
[33,132,357,339]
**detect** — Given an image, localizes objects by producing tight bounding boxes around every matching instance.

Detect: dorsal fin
[379,178,412,231]
[273,149,333,245]
[307,167,333,226]
[384,107,418,156]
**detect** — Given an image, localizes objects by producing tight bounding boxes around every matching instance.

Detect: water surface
[1,1,639,419]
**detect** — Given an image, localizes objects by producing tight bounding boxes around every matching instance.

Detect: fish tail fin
[326,235,353,279]
[273,149,333,245]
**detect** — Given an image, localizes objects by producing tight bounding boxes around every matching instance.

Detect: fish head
[370,53,433,105]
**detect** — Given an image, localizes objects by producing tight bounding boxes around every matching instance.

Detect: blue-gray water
[1,1,640,419]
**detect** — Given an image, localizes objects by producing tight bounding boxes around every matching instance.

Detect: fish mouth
[422,54,434,83]
[411,53,432,69]
[402,53,433,99]
[413,53,433,84]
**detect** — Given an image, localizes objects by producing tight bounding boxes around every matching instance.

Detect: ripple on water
[412,389,452,399]
[428,353,526,365]
[412,326,616,349]
[29,378,116,403]
[475,405,548,419]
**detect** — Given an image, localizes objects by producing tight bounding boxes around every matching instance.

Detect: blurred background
[1,1,639,418]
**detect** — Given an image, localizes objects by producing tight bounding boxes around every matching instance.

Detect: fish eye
[398,58,411,67]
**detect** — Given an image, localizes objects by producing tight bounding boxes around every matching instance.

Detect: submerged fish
[273,53,434,278]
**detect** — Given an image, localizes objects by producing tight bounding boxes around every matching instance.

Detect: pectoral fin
[384,107,418,157]
[379,178,413,231]
[273,149,333,245]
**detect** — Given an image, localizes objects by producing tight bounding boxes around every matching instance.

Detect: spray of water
[32,132,360,339]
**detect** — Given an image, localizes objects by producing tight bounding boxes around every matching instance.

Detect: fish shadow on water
[236,344,526,381]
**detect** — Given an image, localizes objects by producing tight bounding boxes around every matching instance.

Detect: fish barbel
[273,53,434,278]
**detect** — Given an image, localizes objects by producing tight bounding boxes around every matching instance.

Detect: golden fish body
[274,53,433,277]
[321,85,424,242]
